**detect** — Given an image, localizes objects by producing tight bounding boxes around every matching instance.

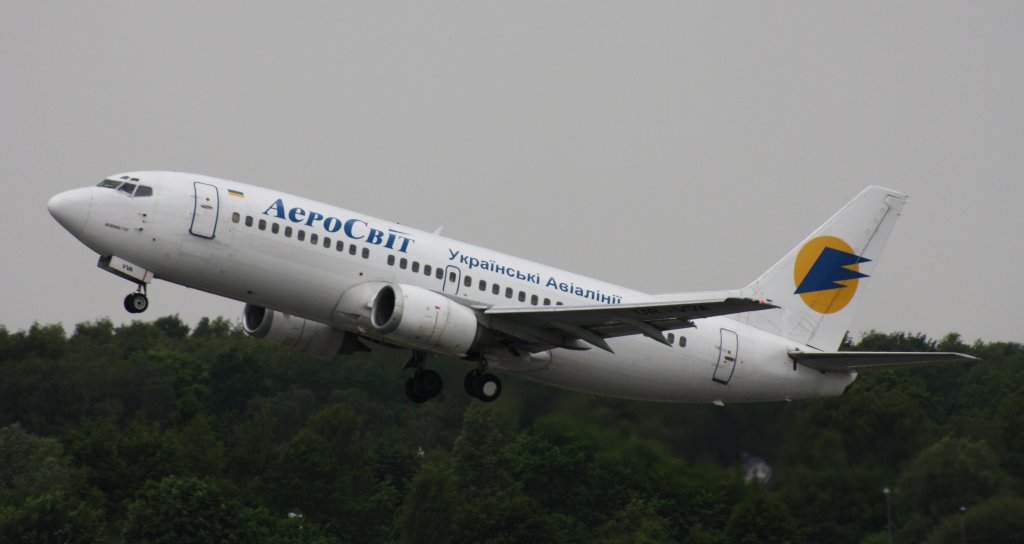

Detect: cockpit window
[96,179,154,197]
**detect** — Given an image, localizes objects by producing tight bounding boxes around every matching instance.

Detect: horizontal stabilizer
[789,351,979,372]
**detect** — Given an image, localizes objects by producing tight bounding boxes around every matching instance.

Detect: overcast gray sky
[2,2,1021,342]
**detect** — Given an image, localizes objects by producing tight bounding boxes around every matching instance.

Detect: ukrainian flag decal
[793,236,869,314]
[228,189,245,198]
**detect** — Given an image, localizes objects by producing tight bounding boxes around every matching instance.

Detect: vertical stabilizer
[736,186,908,351]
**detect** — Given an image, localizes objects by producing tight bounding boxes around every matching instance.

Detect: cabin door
[190,182,219,239]
[712,328,738,385]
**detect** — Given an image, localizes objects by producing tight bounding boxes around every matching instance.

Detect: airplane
[47,172,974,404]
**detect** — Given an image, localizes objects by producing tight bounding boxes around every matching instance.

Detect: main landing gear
[405,369,443,404]
[464,369,502,403]
[404,351,441,404]
[403,351,503,404]
[123,286,149,314]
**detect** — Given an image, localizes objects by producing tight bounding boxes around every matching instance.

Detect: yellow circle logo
[793,236,870,314]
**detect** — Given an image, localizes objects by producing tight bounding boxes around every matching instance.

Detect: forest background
[0,316,1021,543]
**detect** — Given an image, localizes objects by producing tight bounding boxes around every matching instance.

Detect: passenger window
[349,245,357,255]
[424,264,432,276]
[492,284,500,295]
[543,298,551,305]
[272,223,280,234]
[531,294,538,305]
[310,233,319,245]
[449,272,457,283]
[134,185,153,197]
[505,287,513,299]
[464,276,472,288]
[232,212,240,223]
[118,182,137,195]
[297,230,305,241]
[285,226,293,238]
[679,336,687,348]
[336,240,344,252]
[387,255,396,266]
[436,268,443,280]
[245,216,253,227]
[258,219,266,230]
[518,291,526,302]
[400,258,408,269]
[556,301,564,306]
[362,248,369,258]
[479,280,486,291]
[667,333,675,344]
[323,237,331,248]
[412,262,420,273]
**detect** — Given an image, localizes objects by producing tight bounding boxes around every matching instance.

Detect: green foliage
[397,453,456,544]
[895,436,1011,541]
[850,330,937,352]
[593,499,674,544]
[0,317,1020,542]
[122,475,267,544]
[153,315,190,340]
[925,496,1024,544]
[725,485,798,544]
[0,424,81,505]
[773,461,886,543]
[191,316,238,339]
[0,492,105,544]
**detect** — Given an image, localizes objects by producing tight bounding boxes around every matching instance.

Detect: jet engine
[243,304,353,359]
[369,283,481,356]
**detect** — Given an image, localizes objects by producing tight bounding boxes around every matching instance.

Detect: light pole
[883,486,893,544]
[960,505,966,544]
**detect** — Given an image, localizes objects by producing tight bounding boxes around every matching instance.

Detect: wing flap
[790,351,979,372]
[483,294,776,352]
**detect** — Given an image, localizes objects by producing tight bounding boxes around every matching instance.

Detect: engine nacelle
[243,304,350,359]
[370,283,480,356]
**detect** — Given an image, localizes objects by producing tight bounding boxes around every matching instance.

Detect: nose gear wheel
[124,292,149,314]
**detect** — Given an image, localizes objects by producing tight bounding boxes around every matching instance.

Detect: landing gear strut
[123,286,149,314]
[404,351,443,403]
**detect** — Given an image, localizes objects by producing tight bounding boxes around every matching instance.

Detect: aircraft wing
[480,294,776,353]
[789,351,979,372]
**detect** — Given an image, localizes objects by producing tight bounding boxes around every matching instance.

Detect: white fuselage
[52,171,855,404]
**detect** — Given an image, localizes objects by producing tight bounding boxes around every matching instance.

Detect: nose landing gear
[123,287,149,314]
[98,256,153,314]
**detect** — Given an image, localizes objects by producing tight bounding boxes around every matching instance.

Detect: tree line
[0,316,1021,543]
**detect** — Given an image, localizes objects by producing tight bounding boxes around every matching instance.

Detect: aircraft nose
[47,187,93,236]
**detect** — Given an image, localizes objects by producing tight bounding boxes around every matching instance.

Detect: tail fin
[736,186,908,351]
